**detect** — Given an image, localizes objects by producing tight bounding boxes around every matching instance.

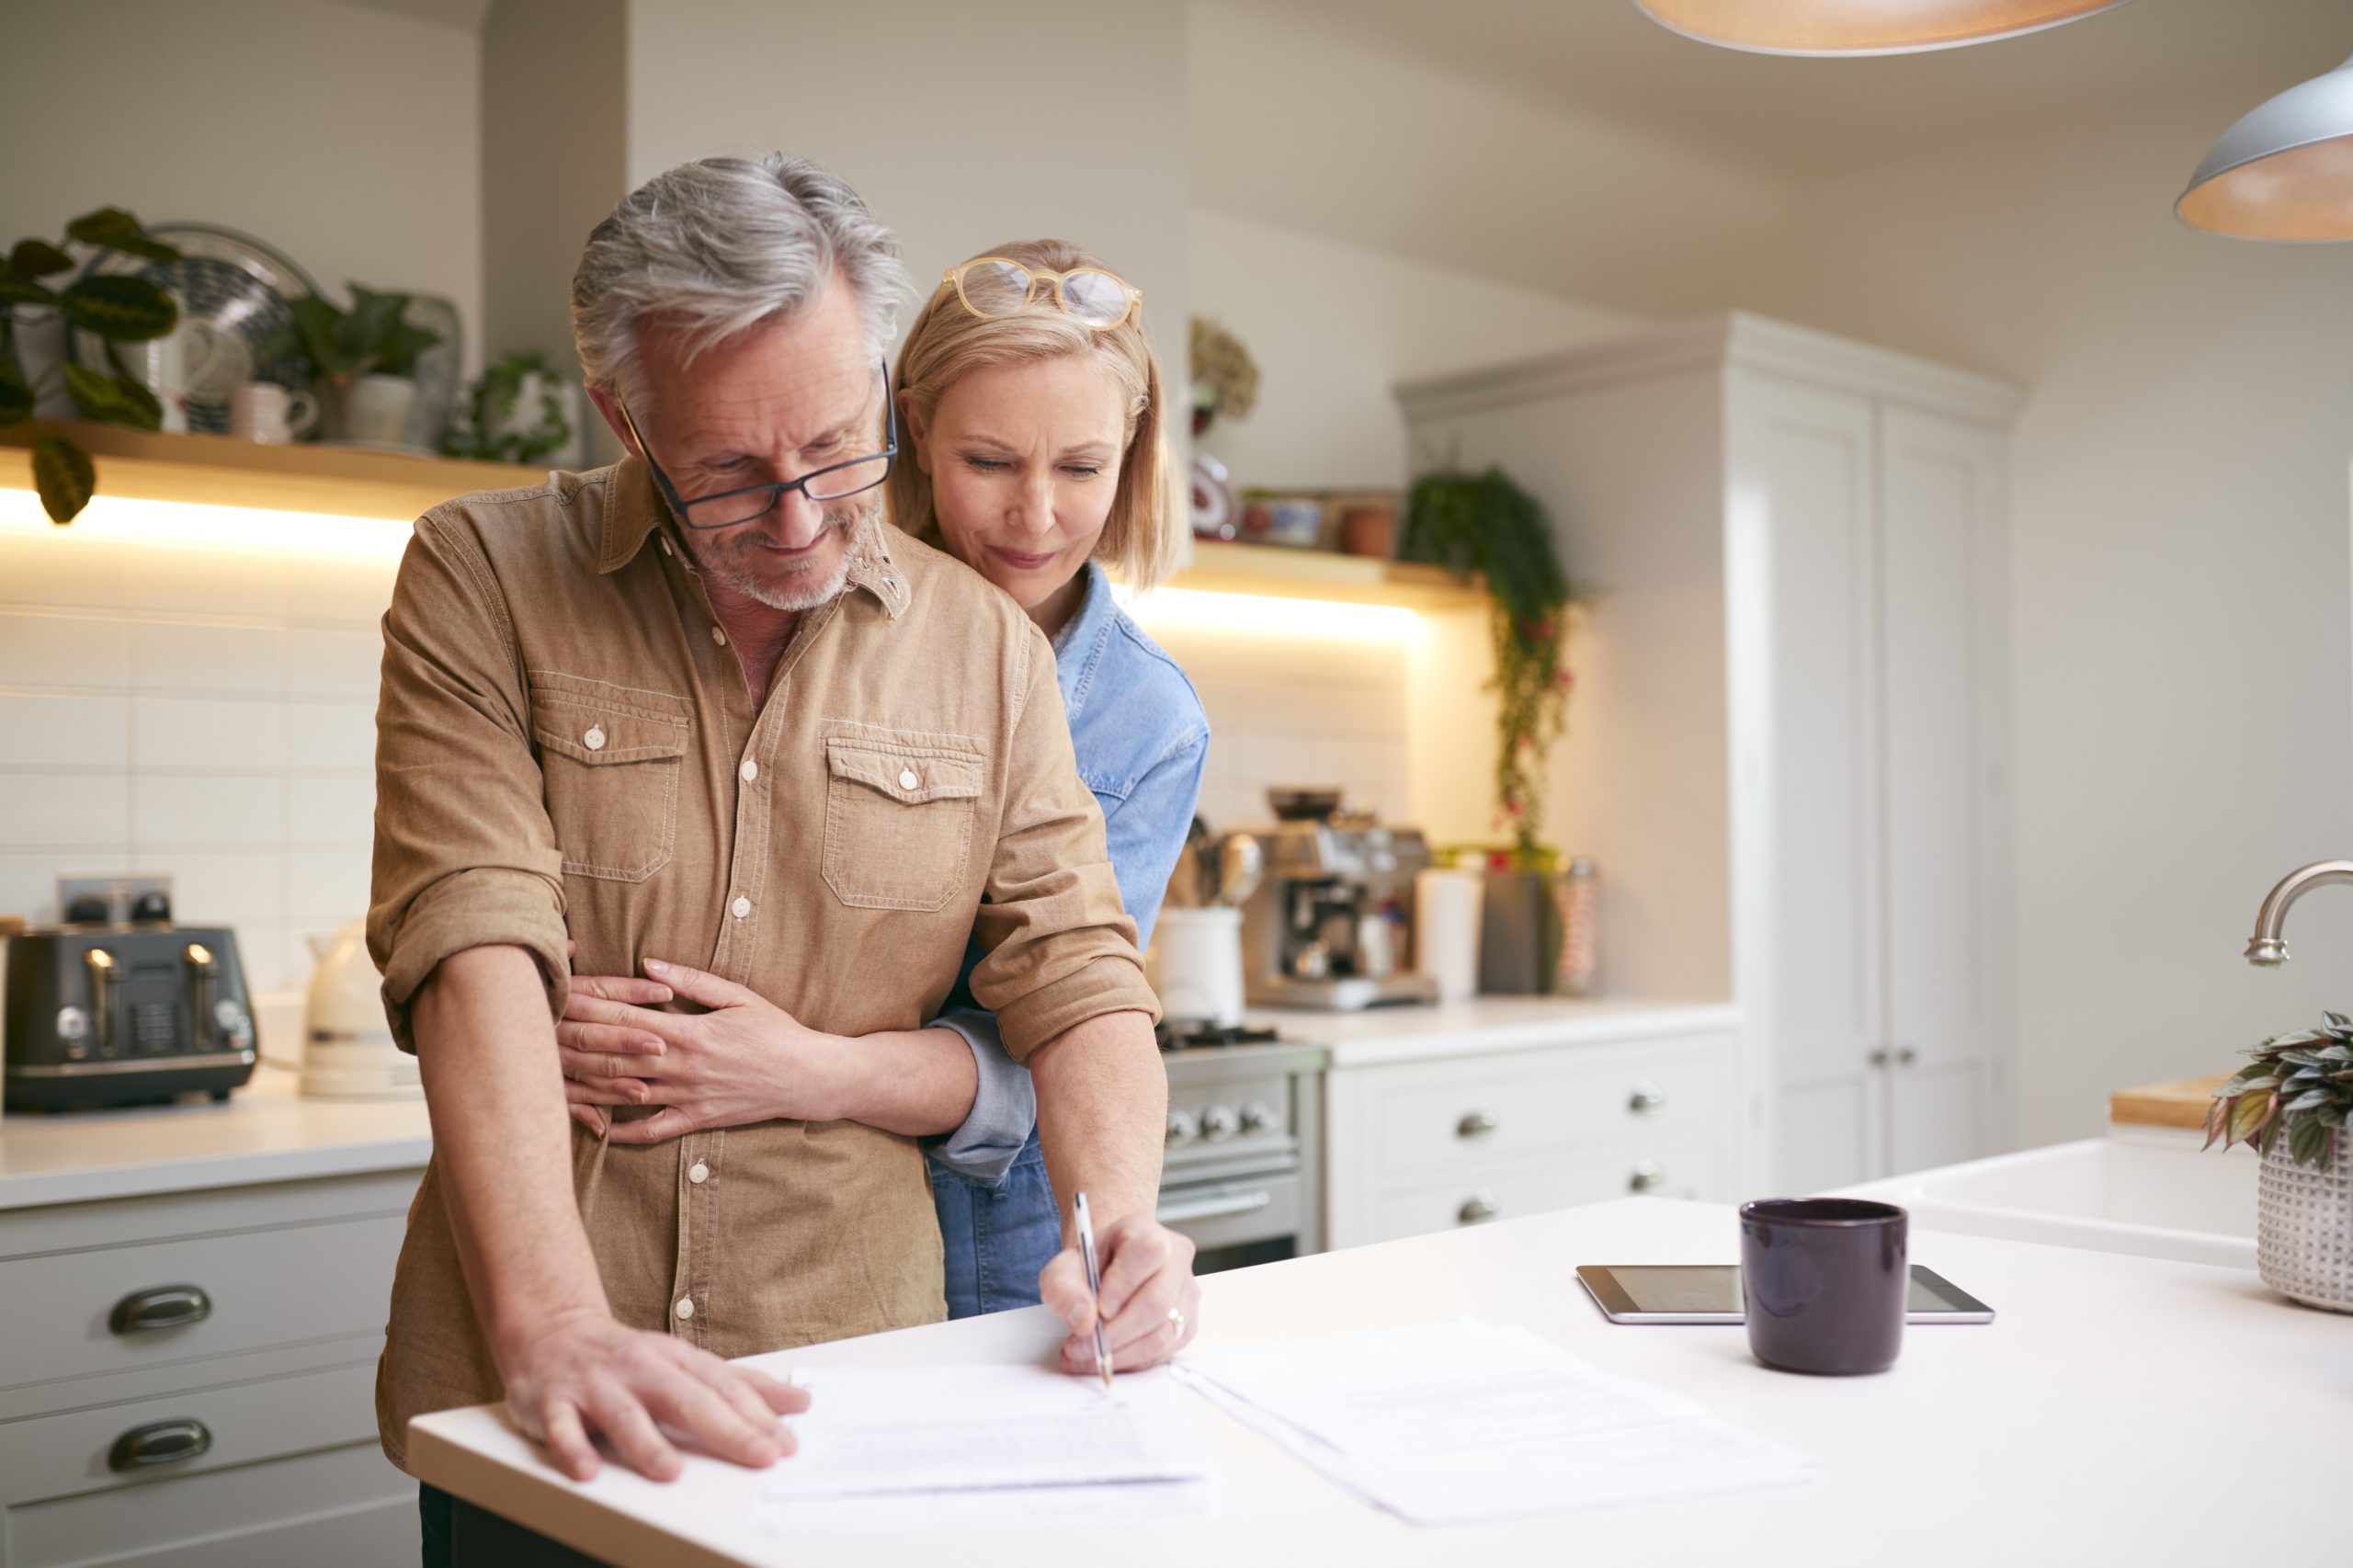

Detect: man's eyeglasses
[621,359,897,531]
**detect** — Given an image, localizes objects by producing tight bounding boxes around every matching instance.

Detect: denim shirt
[930,561,1210,1177]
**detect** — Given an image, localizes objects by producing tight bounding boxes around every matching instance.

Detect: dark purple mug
[1739,1198,1907,1376]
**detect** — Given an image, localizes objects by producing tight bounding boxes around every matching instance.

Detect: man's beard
[698,497,880,612]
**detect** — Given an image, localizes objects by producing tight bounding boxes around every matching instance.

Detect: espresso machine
[1235,790,1440,1010]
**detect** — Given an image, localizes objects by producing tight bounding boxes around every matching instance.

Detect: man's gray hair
[571,153,912,410]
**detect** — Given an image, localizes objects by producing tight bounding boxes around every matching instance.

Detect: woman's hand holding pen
[1040,1209,1201,1375]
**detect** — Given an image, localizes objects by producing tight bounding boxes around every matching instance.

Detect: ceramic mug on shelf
[229,381,320,444]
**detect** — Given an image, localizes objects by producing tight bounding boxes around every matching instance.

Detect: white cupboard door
[1727,371,1885,1193]
[1877,404,2006,1177]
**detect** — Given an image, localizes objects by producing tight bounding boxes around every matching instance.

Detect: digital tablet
[1576,1263,1995,1324]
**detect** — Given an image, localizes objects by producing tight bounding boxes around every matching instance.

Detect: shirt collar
[597,455,909,620]
[1051,560,1119,711]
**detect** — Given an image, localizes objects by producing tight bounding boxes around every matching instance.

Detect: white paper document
[758,1363,1219,1532]
[1173,1317,1814,1527]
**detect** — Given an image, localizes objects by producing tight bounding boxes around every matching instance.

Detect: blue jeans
[931,1129,1060,1318]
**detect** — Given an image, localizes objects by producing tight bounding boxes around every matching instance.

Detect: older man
[367,153,1191,1506]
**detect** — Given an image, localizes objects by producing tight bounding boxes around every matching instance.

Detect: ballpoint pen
[1074,1191,1114,1392]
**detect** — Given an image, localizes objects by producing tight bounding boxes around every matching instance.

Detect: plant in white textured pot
[269,283,439,446]
[2204,1012,2353,1312]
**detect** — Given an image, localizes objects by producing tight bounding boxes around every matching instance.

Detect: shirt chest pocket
[530,673,693,883]
[821,729,986,912]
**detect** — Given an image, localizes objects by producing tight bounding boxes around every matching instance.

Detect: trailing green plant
[1,207,185,523]
[271,282,439,395]
[442,349,573,464]
[1400,463,1578,863]
[2203,1011,2353,1169]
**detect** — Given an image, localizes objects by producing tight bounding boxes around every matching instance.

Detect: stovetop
[1156,1021,1280,1051]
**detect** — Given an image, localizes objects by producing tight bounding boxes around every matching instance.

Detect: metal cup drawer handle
[1456,1108,1500,1139]
[108,1418,212,1471]
[1458,1190,1501,1224]
[1628,1082,1666,1115]
[1628,1162,1667,1194]
[108,1284,212,1335]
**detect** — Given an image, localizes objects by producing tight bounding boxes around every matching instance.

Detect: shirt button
[583,725,606,752]
[675,1297,694,1320]
[730,895,751,919]
[898,767,919,790]
[689,1161,710,1184]
[739,758,757,783]
[710,624,728,646]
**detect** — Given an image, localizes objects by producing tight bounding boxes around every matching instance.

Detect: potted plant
[442,348,576,465]
[1401,463,1581,993]
[273,282,440,446]
[0,207,184,523]
[1188,316,1258,439]
[2203,1011,2353,1312]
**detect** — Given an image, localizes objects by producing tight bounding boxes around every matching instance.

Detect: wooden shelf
[0,422,546,523]
[1,426,1491,612]
[1171,539,1486,610]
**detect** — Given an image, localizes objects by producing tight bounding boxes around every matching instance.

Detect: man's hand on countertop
[497,1304,810,1483]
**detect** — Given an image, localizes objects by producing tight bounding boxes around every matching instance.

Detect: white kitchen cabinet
[0,1164,422,1568]
[1400,315,2018,1191]
[1317,1008,1739,1248]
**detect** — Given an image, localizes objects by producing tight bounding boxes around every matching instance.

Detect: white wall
[623,0,1190,392]
[1187,0,1789,321]
[1188,208,1646,491]
[1737,86,2353,1147]
[0,0,483,371]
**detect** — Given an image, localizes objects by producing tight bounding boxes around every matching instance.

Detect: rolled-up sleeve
[969,627,1160,1060]
[367,510,570,1051]
[925,1009,1038,1183]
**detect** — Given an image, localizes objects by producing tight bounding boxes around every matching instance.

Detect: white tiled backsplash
[0,521,1417,997]
[0,524,397,996]
[1138,620,1413,835]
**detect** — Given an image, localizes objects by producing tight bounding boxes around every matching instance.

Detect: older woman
[890,240,1208,1316]
[562,238,1208,1331]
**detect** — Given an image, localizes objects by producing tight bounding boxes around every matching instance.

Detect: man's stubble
[696,496,882,613]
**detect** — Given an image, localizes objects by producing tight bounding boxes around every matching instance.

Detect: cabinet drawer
[6,1439,412,1568]
[0,1214,404,1394]
[0,1358,381,1507]
[1367,1140,1723,1245]
[1368,1042,1724,1179]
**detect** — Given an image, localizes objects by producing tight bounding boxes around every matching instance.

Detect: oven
[1154,1033,1324,1274]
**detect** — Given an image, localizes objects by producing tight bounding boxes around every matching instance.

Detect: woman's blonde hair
[888,239,1186,594]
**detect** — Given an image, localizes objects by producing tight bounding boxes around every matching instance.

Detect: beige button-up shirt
[366,457,1156,1470]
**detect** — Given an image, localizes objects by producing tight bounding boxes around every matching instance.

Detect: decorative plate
[1189,451,1237,540]
[71,223,318,437]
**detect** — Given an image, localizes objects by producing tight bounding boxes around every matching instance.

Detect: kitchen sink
[1835,1129,2257,1269]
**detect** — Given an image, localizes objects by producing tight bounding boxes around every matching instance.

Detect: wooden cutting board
[2110,1074,2230,1130]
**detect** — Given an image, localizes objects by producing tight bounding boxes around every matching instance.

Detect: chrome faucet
[2245,860,2353,966]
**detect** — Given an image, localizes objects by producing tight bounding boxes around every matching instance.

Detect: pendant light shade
[1634,0,2131,56]
[2177,53,2353,242]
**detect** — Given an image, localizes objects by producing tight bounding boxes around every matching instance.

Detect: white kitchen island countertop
[0,1061,430,1210]
[1245,995,1737,1067]
[409,1195,2325,1566]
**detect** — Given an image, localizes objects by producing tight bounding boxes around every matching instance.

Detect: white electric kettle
[301,921,421,1099]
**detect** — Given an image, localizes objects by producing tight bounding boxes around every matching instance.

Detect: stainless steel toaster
[2,925,257,1111]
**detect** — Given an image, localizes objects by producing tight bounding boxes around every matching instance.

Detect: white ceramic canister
[1147,907,1246,1028]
